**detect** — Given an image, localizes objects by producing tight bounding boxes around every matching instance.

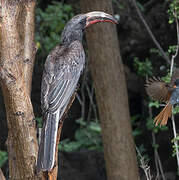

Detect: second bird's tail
[154,103,172,126]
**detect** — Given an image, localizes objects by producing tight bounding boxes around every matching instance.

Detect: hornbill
[145,69,179,126]
[37,11,117,172]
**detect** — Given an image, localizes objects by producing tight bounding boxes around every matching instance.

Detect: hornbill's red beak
[85,11,118,28]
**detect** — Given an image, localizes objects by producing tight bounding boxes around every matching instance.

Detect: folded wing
[37,41,85,172]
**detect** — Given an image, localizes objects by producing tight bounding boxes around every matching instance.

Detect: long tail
[36,93,76,173]
[36,111,60,172]
[154,103,172,126]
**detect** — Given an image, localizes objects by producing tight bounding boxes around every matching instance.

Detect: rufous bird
[145,69,179,126]
[36,11,118,172]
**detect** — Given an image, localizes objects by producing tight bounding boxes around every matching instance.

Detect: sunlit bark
[0,1,41,179]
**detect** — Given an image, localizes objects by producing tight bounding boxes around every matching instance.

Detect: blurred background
[1,0,179,179]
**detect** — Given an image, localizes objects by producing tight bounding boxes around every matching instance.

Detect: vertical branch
[85,83,97,122]
[170,11,179,77]
[131,0,170,65]
[148,106,166,179]
[24,0,36,95]
[0,0,39,179]
[135,146,152,180]
[170,10,179,172]
[152,132,166,180]
[171,114,179,169]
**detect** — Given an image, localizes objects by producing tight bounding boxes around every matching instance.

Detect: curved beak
[85,11,118,28]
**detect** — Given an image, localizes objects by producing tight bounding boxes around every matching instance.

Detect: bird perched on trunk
[145,69,179,126]
[36,11,117,172]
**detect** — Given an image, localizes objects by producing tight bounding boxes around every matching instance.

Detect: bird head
[61,11,118,44]
[174,79,179,88]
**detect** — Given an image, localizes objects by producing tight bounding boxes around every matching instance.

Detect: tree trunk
[80,1,140,180]
[0,1,42,179]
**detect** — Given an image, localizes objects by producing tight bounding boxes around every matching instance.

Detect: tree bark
[0,168,6,180]
[80,1,140,180]
[0,1,42,179]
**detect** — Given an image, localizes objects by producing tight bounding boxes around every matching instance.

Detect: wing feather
[37,41,85,171]
[145,77,171,102]
[42,41,85,113]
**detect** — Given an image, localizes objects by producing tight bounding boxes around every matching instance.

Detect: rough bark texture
[80,1,140,180]
[0,1,41,179]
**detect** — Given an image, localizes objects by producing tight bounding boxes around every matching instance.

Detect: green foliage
[172,134,179,176]
[138,144,147,155]
[58,139,82,152]
[131,115,143,137]
[150,48,162,57]
[36,1,74,55]
[133,57,153,77]
[149,101,160,108]
[173,105,179,114]
[171,135,179,157]
[168,45,177,55]
[136,1,146,12]
[161,71,171,83]
[130,1,179,175]
[58,118,102,152]
[168,0,179,24]
[152,142,159,150]
[0,150,8,168]
[136,144,149,163]
[36,117,42,128]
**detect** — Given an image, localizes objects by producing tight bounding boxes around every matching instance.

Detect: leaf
[36,117,42,128]
[132,129,142,137]
[59,119,102,152]
[75,118,87,126]
[88,122,101,133]
[173,105,179,114]
[35,1,74,57]
[149,101,160,108]
[75,128,88,141]
[0,150,8,168]
[133,57,153,76]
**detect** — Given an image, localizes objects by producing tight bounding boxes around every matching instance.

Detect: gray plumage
[37,42,85,171]
[36,11,117,172]
[170,79,179,105]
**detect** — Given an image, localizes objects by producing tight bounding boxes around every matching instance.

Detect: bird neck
[61,29,83,45]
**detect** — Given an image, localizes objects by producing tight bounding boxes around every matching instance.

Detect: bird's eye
[80,19,86,26]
